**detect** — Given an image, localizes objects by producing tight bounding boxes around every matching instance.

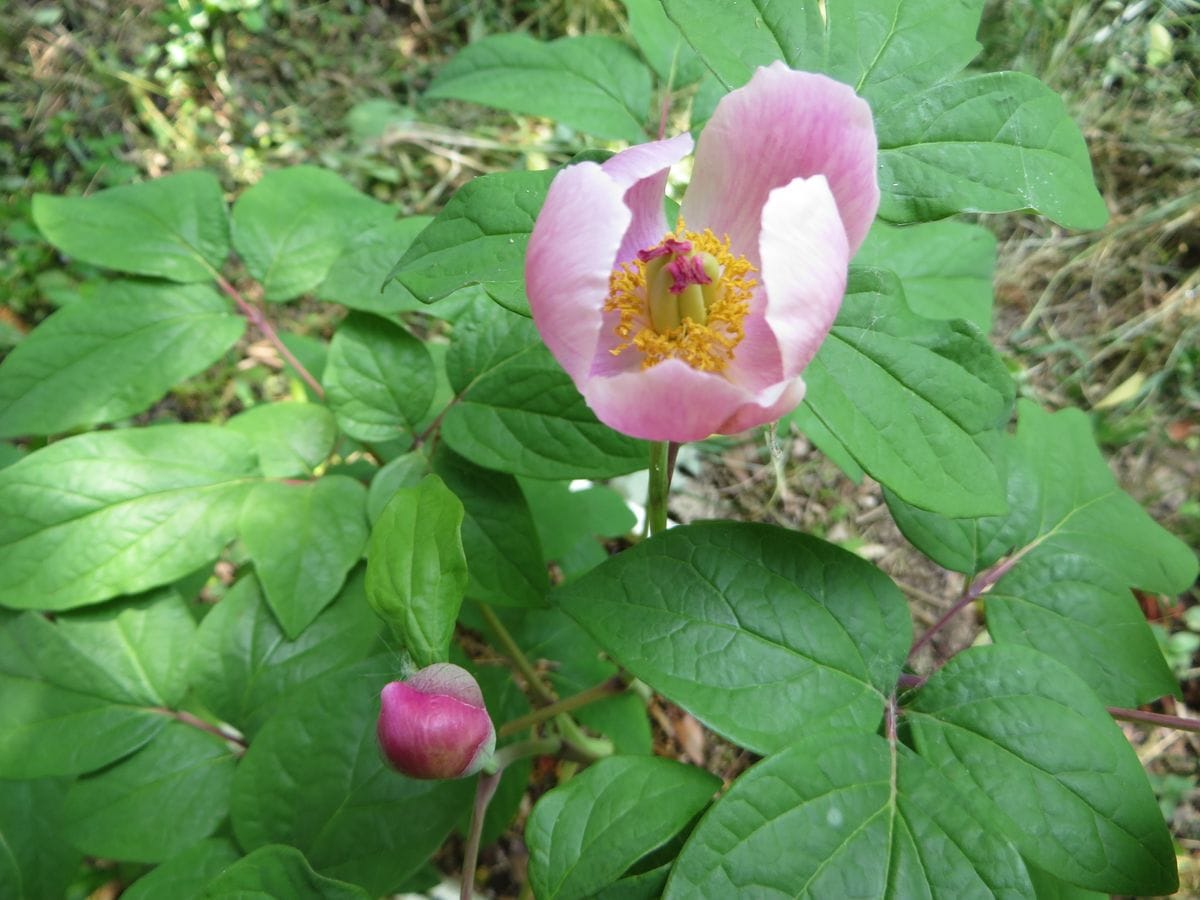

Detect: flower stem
[647,441,672,537]
[498,674,629,739]
[1107,706,1200,733]
[908,554,1020,662]
[477,603,556,706]
[461,770,501,900]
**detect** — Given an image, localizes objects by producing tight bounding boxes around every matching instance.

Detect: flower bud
[377,663,496,780]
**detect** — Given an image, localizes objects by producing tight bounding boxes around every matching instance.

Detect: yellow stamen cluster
[605,226,756,372]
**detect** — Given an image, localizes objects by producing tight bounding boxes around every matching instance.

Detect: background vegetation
[2,0,1197,894]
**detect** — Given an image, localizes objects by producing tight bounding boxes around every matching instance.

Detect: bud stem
[497,674,630,738]
[477,602,557,707]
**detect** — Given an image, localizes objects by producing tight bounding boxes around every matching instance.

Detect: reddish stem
[908,554,1021,662]
[215,273,325,398]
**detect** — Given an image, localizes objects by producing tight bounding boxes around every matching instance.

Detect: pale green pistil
[647,250,723,335]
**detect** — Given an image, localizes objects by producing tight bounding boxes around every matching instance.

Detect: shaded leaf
[226,402,337,478]
[427,34,652,142]
[239,477,369,638]
[527,756,719,899]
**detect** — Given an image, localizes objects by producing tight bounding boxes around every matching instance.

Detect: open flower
[526,63,879,442]
[377,663,496,780]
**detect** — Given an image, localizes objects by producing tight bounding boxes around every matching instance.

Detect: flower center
[605,225,756,372]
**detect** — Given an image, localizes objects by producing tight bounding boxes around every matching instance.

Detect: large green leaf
[666,731,1032,897]
[431,445,547,608]
[226,402,336,478]
[0,779,81,900]
[527,756,720,900]
[889,401,1194,706]
[803,268,1013,517]
[230,663,472,895]
[386,169,554,316]
[0,425,259,610]
[0,281,243,438]
[315,216,433,314]
[554,522,911,754]
[62,721,236,863]
[662,0,984,108]
[442,301,645,480]
[189,571,381,739]
[323,313,435,444]
[231,166,396,301]
[32,170,229,282]
[200,845,371,899]
[877,72,1108,229]
[6,588,196,708]
[0,611,170,778]
[520,477,637,581]
[427,34,653,142]
[854,220,997,332]
[365,475,467,666]
[907,645,1178,895]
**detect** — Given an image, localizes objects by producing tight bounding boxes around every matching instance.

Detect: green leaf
[662,0,984,108]
[122,838,241,900]
[620,0,706,85]
[239,477,369,638]
[231,166,396,301]
[230,663,472,895]
[854,220,997,332]
[387,169,554,316]
[554,522,911,754]
[315,216,433,314]
[889,401,1194,706]
[0,779,81,900]
[32,171,229,282]
[323,313,435,444]
[907,644,1178,896]
[6,588,197,708]
[226,402,337,478]
[366,451,429,523]
[431,445,547,608]
[200,845,371,899]
[443,343,648,480]
[802,269,1013,517]
[62,721,236,863]
[0,615,168,778]
[427,34,653,142]
[189,571,382,738]
[365,475,467,666]
[0,425,259,610]
[666,731,1032,897]
[0,281,244,438]
[527,756,720,900]
[877,72,1108,229]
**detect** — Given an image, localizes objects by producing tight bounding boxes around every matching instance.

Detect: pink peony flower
[525,63,879,442]
[377,663,496,780]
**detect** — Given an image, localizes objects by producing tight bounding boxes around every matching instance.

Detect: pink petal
[526,162,630,383]
[583,359,796,443]
[602,134,693,266]
[719,375,808,435]
[758,174,849,379]
[681,63,879,261]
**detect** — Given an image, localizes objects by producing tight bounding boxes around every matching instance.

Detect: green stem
[647,441,671,536]
[498,675,629,739]
[477,603,556,706]
[460,770,500,900]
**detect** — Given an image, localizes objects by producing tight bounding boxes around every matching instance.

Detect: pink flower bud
[377,663,496,780]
